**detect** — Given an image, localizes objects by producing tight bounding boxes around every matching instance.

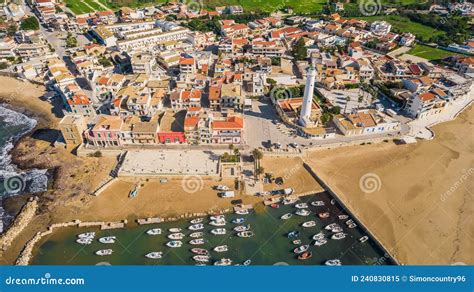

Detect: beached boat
[189,238,205,245]
[215,185,230,191]
[359,236,369,243]
[295,209,311,216]
[318,212,330,219]
[129,185,139,198]
[233,224,250,232]
[237,231,254,238]
[191,248,209,255]
[77,232,95,239]
[189,232,204,238]
[146,228,162,236]
[295,203,308,209]
[95,249,113,256]
[167,233,185,240]
[214,258,232,266]
[235,209,249,215]
[311,201,325,207]
[302,220,316,228]
[209,220,226,226]
[287,230,300,238]
[270,203,279,209]
[331,232,346,240]
[313,239,328,246]
[98,236,116,244]
[190,218,204,224]
[76,238,92,245]
[243,259,251,266]
[213,245,228,253]
[145,252,163,259]
[210,228,226,235]
[312,232,325,240]
[292,239,302,245]
[193,255,210,262]
[325,259,342,266]
[169,228,182,233]
[231,218,245,224]
[325,223,339,231]
[210,215,225,221]
[282,198,298,205]
[293,245,309,254]
[166,240,183,248]
[338,215,349,220]
[298,251,312,260]
[188,224,204,230]
[280,213,292,220]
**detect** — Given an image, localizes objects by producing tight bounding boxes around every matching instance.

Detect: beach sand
[304,105,474,265]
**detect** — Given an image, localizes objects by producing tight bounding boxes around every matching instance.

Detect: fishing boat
[318,212,330,219]
[325,223,339,231]
[166,240,183,248]
[190,232,204,238]
[231,218,244,224]
[359,236,369,243]
[338,215,349,220]
[298,251,312,260]
[98,236,116,244]
[167,233,185,240]
[189,238,205,245]
[293,245,309,254]
[282,198,298,205]
[209,220,226,226]
[235,209,249,215]
[243,259,251,266]
[213,245,228,252]
[312,232,325,240]
[292,239,302,245]
[145,252,163,259]
[287,230,300,238]
[302,220,316,228]
[191,248,209,255]
[325,259,342,266]
[210,215,225,221]
[190,218,204,224]
[193,255,210,262]
[295,203,308,209]
[348,223,357,229]
[169,228,182,233]
[313,239,328,246]
[237,231,254,238]
[331,226,343,233]
[146,228,162,236]
[311,201,325,207]
[280,213,293,220]
[270,203,279,209]
[188,224,204,230]
[78,232,95,239]
[331,232,346,240]
[295,209,311,216]
[76,238,92,245]
[210,228,226,235]
[233,225,250,232]
[95,249,113,256]
[214,258,232,266]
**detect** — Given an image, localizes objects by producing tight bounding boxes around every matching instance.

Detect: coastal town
[0,0,472,268]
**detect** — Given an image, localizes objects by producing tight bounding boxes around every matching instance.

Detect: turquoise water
[32,192,394,266]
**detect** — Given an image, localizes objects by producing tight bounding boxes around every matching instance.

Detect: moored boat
[213,245,228,252]
[214,258,232,266]
[359,236,369,243]
[325,259,342,266]
[318,212,330,219]
[145,252,163,259]
[190,218,204,224]
[209,220,226,226]
[235,209,249,215]
[188,224,204,230]
[237,231,254,238]
[191,248,209,255]
[295,203,308,209]
[311,201,325,207]
[78,232,95,239]
[76,238,92,245]
[313,238,328,246]
[98,236,116,244]
[331,226,343,233]
[210,215,225,221]
[312,232,325,240]
[231,218,244,224]
[193,255,210,262]
[292,239,302,245]
[287,230,300,238]
[282,198,298,205]
[233,224,250,232]
[280,213,293,220]
[169,228,182,233]
[298,251,312,260]
[166,240,183,248]
[325,223,339,231]
[95,249,113,256]
[167,233,185,240]
[348,223,357,229]
[210,228,226,235]
[338,215,349,220]
[293,245,309,254]
[146,228,162,236]
[302,220,316,228]
[189,232,204,238]
[295,209,311,216]
[270,203,279,209]
[331,232,346,240]
[243,259,251,266]
[189,238,205,245]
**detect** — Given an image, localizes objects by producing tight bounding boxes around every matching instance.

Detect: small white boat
[190,218,204,224]
[330,199,336,205]
[193,255,210,262]
[293,245,309,254]
[235,209,249,215]
[214,258,232,266]
[209,220,226,226]
[295,209,311,216]
[233,224,250,232]
[146,228,162,236]
[313,239,328,246]
[311,201,325,207]
[169,228,182,233]
[191,248,209,255]
[295,203,308,209]
[237,231,254,238]
[167,233,185,240]
[312,232,325,240]
[210,228,226,235]
[302,221,316,228]
[145,252,163,259]
[213,245,228,252]
[331,232,346,240]
[78,232,95,239]
[280,213,292,220]
[76,238,92,245]
[98,236,116,244]
[338,215,349,220]
[348,223,357,229]
[166,240,183,248]
[215,185,230,191]
[243,259,251,266]
[325,259,342,266]
[292,239,302,245]
[232,218,244,224]
[210,215,225,221]
[331,226,343,233]
[282,198,298,205]
[189,238,205,245]
[95,249,113,256]
[190,232,204,238]
[325,223,339,231]
[189,224,204,230]
[345,219,354,225]
[359,236,369,243]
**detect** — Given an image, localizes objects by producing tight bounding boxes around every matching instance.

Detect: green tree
[252,149,263,161]
[66,33,78,48]
[20,16,40,31]
[291,38,307,61]
[7,24,17,37]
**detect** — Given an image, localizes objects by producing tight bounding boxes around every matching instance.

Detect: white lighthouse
[298,65,317,127]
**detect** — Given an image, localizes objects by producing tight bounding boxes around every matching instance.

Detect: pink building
[85,115,123,147]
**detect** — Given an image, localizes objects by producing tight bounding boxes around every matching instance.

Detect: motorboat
[190,218,204,224]
[235,209,249,215]
[213,245,228,253]
[95,249,113,256]
[233,225,250,232]
[280,213,292,220]
[145,252,163,259]
[359,236,369,243]
[98,236,116,244]
[330,199,336,205]
[293,245,309,254]
[193,255,210,262]
[210,215,225,221]
[169,228,182,233]
[191,248,209,255]
[318,212,330,219]
[146,228,162,236]
[325,223,339,231]
[243,259,251,266]
[270,203,279,209]
[312,232,325,240]
[76,238,92,245]
[313,239,328,246]
[325,259,342,266]
[190,232,204,238]
[298,251,312,260]
[189,238,205,245]
[209,220,226,226]
[302,221,316,228]
[215,185,230,191]
[237,231,254,238]
[232,218,245,224]
[292,239,302,245]
[331,226,343,233]
[188,224,204,231]
[287,230,300,238]
[338,215,349,220]
[210,228,226,235]
[295,209,311,216]
[311,201,325,207]
[78,232,95,239]
[348,223,357,229]
[295,203,308,209]
[282,198,298,205]
[214,258,232,266]
[331,232,346,240]
[167,233,185,240]
[166,240,183,248]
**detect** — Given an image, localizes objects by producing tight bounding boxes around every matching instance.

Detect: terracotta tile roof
[212,116,243,130]
[418,92,436,102]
